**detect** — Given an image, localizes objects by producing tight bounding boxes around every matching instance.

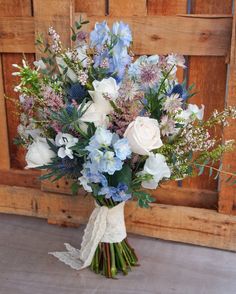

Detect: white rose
[25,137,55,169]
[80,101,109,128]
[177,104,204,122]
[55,132,78,159]
[140,153,171,189]
[88,77,119,114]
[124,117,163,155]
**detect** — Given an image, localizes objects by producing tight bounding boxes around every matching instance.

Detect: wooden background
[1,0,236,251]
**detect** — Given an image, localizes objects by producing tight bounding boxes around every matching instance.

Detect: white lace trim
[49,202,126,271]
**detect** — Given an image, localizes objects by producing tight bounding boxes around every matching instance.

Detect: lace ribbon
[49,201,126,270]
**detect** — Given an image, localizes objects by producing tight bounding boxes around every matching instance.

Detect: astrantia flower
[112,21,132,47]
[166,53,186,68]
[160,115,176,136]
[90,21,110,47]
[118,76,141,101]
[163,94,183,114]
[140,64,161,88]
[128,55,159,78]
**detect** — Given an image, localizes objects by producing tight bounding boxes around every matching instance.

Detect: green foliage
[133,191,155,208]
[110,164,132,192]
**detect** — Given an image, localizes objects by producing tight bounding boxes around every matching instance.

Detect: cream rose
[25,137,55,169]
[80,101,109,128]
[124,117,163,155]
[140,153,171,189]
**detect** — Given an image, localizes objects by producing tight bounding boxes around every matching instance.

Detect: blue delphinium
[99,151,123,175]
[113,138,132,160]
[112,21,132,47]
[90,21,110,48]
[98,183,131,202]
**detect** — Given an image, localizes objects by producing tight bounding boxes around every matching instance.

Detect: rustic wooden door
[1,0,236,250]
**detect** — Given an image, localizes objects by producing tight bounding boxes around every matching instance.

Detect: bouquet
[13,18,236,278]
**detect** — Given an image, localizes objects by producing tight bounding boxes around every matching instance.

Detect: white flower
[124,117,163,155]
[140,153,171,189]
[25,137,55,169]
[33,59,47,70]
[80,101,109,128]
[56,54,77,82]
[76,45,88,67]
[17,124,42,139]
[78,175,92,192]
[88,77,119,114]
[55,132,78,159]
[177,104,204,122]
[166,53,186,68]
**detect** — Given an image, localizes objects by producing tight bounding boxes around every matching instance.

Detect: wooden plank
[147,0,187,16]
[0,184,236,251]
[42,175,218,209]
[182,0,232,192]
[33,0,74,56]
[0,17,35,53]
[0,169,40,188]
[219,3,236,214]
[0,0,32,17]
[0,54,10,169]
[74,0,106,16]
[82,15,232,56]
[0,15,232,56]
[2,53,35,169]
[109,0,147,16]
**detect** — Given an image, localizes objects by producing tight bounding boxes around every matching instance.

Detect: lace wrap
[49,201,126,271]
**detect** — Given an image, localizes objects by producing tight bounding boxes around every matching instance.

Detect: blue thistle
[67,83,88,103]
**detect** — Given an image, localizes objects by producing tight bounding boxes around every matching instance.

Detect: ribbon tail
[49,205,108,271]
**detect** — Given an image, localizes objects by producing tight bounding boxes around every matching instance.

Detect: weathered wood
[0,17,35,53]
[147,0,187,16]
[75,0,106,16]
[0,15,232,56]
[0,169,40,188]
[0,0,32,17]
[0,184,236,251]
[0,54,10,169]
[2,53,35,169]
[109,0,147,16]
[182,0,232,191]
[219,2,236,214]
[41,175,218,209]
[33,0,74,56]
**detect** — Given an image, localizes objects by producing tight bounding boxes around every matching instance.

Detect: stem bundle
[90,238,138,278]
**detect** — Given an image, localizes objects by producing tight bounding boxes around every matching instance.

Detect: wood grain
[0,15,232,56]
[109,0,147,16]
[2,53,34,169]
[0,184,236,251]
[182,0,232,192]
[0,0,32,17]
[147,0,187,16]
[0,55,10,169]
[218,3,236,214]
[33,0,74,56]
[0,169,40,188]
[75,0,106,16]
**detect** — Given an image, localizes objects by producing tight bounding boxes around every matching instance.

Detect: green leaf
[71,182,79,195]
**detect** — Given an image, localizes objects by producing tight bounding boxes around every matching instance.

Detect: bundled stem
[90,238,138,278]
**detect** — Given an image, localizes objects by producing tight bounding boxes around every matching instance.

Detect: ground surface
[0,213,236,294]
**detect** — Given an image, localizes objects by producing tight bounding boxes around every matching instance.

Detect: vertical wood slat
[218,3,236,214]
[109,0,147,16]
[182,0,232,191]
[74,0,106,15]
[33,0,75,57]
[0,55,10,169]
[147,0,188,191]
[0,0,34,169]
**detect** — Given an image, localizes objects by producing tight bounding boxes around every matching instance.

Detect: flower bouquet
[13,18,236,278]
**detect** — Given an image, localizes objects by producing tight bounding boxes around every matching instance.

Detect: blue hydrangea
[90,21,111,47]
[112,21,132,47]
[99,151,123,175]
[111,46,131,80]
[86,128,113,152]
[113,138,131,160]
[98,186,117,199]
